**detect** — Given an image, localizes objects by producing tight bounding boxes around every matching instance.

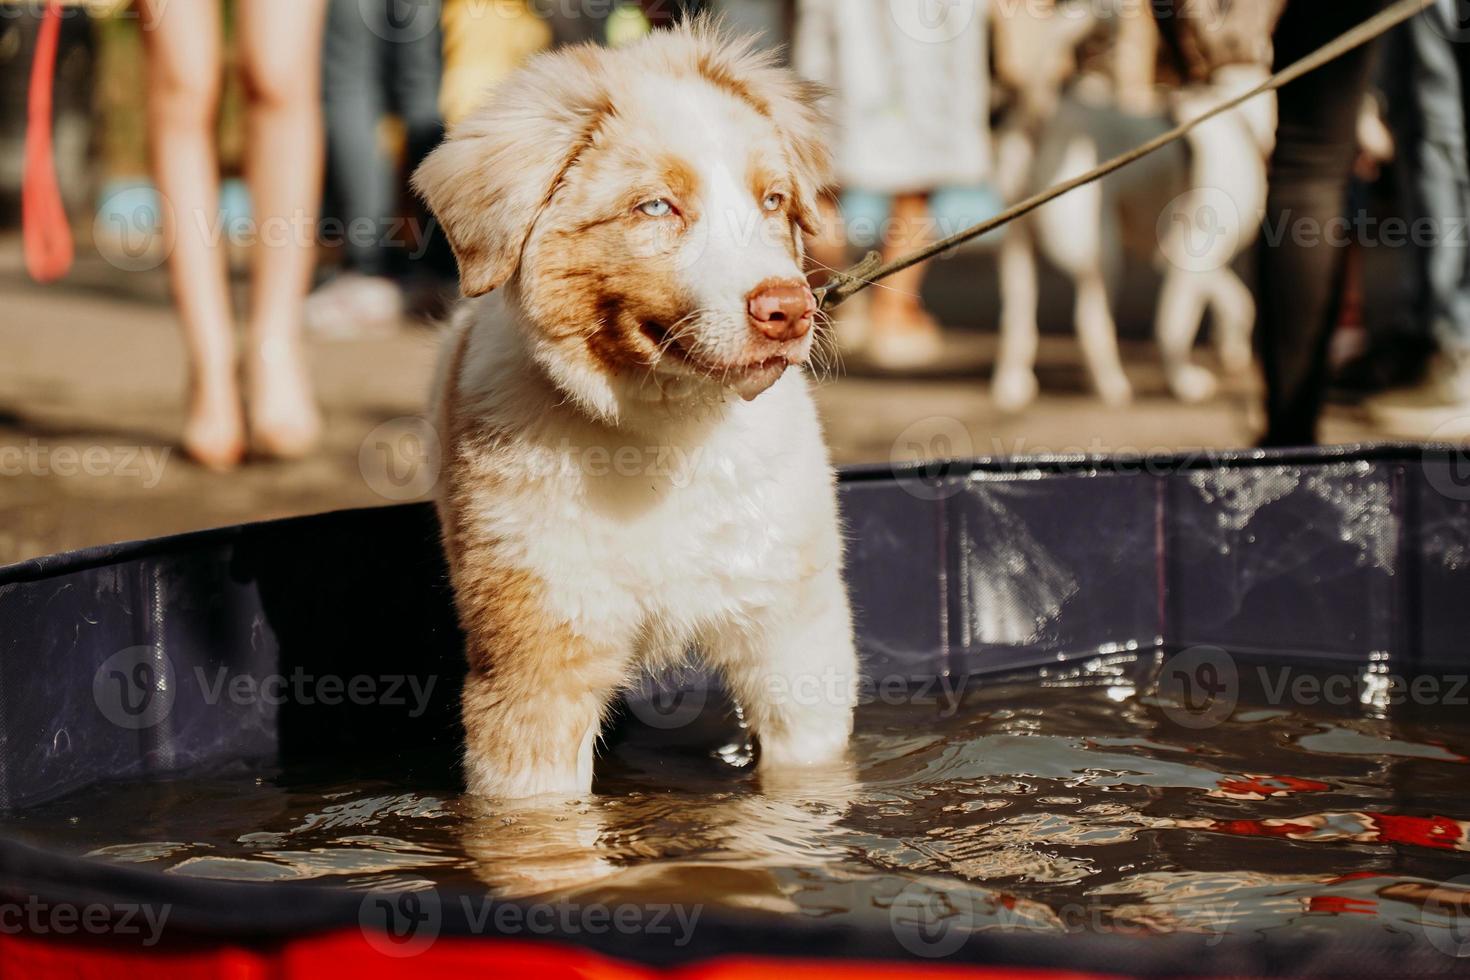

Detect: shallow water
[7,651,1470,945]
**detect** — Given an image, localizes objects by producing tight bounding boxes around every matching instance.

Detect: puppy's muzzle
[747,280,815,343]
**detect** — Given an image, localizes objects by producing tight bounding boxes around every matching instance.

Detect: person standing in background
[1359,2,1470,437]
[794,0,991,369]
[308,0,444,337]
[1255,0,1390,445]
[1157,0,1399,445]
[439,0,551,127]
[139,0,328,470]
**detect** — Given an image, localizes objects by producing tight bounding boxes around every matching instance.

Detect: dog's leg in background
[1074,269,1133,407]
[1156,263,1256,402]
[708,567,857,780]
[1036,137,1132,407]
[1204,267,1257,376]
[994,222,1043,412]
[1155,270,1219,402]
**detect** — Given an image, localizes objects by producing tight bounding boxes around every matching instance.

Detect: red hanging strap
[22,0,75,284]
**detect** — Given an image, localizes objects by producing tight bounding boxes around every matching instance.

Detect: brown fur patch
[440,454,631,787]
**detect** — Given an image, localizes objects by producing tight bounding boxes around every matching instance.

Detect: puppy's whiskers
[640,308,715,393]
[807,309,844,385]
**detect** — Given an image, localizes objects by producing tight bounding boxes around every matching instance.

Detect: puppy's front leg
[455,569,630,799]
[712,567,858,776]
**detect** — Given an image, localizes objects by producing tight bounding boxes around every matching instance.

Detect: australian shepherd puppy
[412,21,857,800]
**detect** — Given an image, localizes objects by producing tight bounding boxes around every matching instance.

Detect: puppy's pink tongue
[731,361,788,401]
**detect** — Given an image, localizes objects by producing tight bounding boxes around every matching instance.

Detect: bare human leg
[237,0,329,458]
[139,0,244,471]
[867,191,941,368]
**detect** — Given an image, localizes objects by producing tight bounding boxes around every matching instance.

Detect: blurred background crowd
[1,0,1467,561]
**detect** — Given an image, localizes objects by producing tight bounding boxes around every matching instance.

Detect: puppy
[413,22,857,800]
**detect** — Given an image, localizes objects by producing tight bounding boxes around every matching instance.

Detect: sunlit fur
[414,20,857,800]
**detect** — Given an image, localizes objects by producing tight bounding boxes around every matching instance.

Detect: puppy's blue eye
[638,199,673,217]
[763,193,784,213]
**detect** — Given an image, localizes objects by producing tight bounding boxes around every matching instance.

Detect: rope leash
[815,0,1435,313]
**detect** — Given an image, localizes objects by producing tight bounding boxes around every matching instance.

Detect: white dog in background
[990,6,1276,410]
[413,22,857,800]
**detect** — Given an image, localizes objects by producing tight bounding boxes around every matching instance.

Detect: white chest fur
[438,294,844,665]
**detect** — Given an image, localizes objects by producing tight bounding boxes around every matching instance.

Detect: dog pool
[6,655,1470,934]
[2,447,1469,976]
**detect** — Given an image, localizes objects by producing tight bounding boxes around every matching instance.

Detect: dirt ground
[0,236,1381,566]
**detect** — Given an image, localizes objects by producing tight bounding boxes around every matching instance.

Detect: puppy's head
[414,21,832,417]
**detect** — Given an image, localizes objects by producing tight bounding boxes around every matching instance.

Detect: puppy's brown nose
[747,281,815,341]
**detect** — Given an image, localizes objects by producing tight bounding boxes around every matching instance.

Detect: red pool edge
[0,929,1122,980]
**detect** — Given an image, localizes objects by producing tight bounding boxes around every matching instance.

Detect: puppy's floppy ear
[412,47,610,297]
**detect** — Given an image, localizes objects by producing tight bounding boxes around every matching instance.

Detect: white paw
[1096,373,1134,407]
[992,367,1039,412]
[1168,363,1219,403]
